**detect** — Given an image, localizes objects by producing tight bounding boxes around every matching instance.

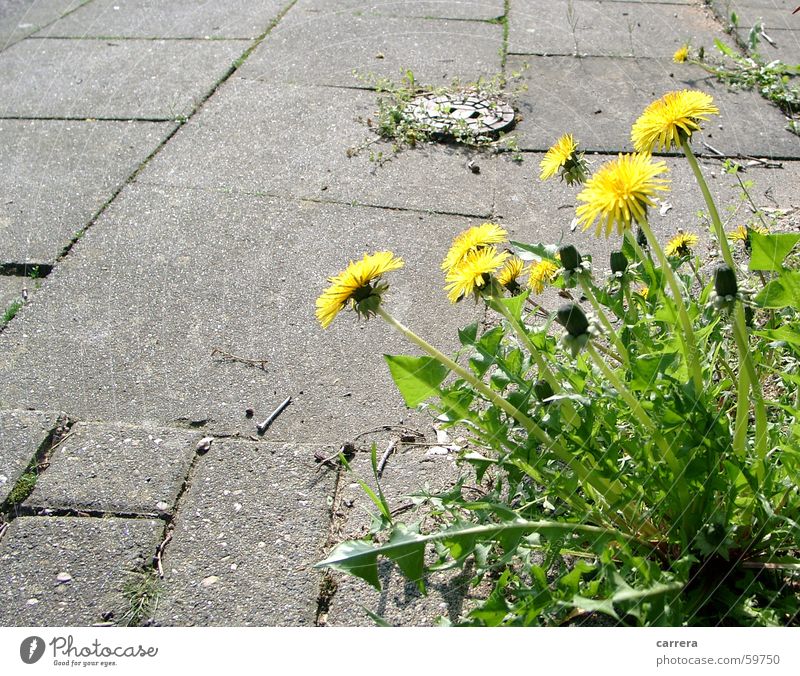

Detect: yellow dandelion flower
[441,222,508,272]
[528,259,560,294]
[497,255,526,289]
[673,45,689,63]
[636,285,649,299]
[576,153,670,237]
[445,246,509,304]
[631,89,719,153]
[540,133,578,180]
[664,231,699,257]
[729,224,769,243]
[315,251,404,328]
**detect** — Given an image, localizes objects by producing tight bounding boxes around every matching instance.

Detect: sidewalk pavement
[0,0,798,626]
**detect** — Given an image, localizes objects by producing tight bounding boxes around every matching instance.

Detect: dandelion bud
[558,244,582,272]
[714,265,738,298]
[557,303,589,337]
[534,379,554,403]
[610,250,628,274]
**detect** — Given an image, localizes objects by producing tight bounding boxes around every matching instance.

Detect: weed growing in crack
[2,299,23,324]
[120,569,161,627]
[677,32,800,135]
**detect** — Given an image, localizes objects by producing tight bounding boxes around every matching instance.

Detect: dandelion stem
[376,306,628,507]
[635,220,704,392]
[578,276,629,366]
[681,140,735,269]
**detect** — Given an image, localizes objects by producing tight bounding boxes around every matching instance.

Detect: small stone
[26,598,39,605]
[196,436,213,454]
[230,563,238,571]
[201,575,220,587]
[155,501,169,511]
[56,572,73,584]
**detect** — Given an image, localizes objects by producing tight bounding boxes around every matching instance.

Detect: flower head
[445,246,509,304]
[442,222,508,272]
[664,231,699,257]
[729,224,769,244]
[673,45,689,63]
[539,134,588,185]
[631,90,719,153]
[636,285,650,300]
[496,255,527,292]
[316,251,404,328]
[576,153,670,237]
[528,259,560,294]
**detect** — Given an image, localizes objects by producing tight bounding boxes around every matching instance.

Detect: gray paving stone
[508,0,724,58]
[0,516,163,626]
[712,0,797,29]
[289,0,506,21]
[26,421,199,515]
[0,119,176,266]
[138,78,495,216]
[238,14,503,87]
[37,0,287,39]
[506,55,799,158]
[156,440,335,625]
[0,184,480,443]
[0,0,87,50]
[324,439,490,626]
[0,38,250,119]
[0,409,61,504]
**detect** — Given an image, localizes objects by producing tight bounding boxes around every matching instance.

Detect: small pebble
[201,575,220,587]
[56,572,72,584]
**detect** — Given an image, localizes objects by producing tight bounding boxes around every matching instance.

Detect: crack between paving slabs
[314,458,347,626]
[0,413,74,528]
[0,0,92,55]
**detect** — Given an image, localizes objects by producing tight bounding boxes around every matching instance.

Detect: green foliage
[687,37,800,135]
[120,569,161,627]
[2,299,23,324]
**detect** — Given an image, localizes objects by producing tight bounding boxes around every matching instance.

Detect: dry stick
[155,531,173,579]
[211,347,268,370]
[257,396,292,434]
[376,439,399,479]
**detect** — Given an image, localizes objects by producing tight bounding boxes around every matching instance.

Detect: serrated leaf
[715,38,735,57]
[386,525,427,593]
[755,271,800,309]
[384,354,448,407]
[509,240,558,262]
[499,291,529,323]
[749,231,800,271]
[458,322,479,346]
[317,540,381,589]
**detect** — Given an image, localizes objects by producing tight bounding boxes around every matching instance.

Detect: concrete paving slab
[0,0,87,51]
[289,0,506,21]
[506,55,799,158]
[0,38,250,119]
[26,421,199,516]
[508,0,724,58]
[138,78,495,216]
[0,409,61,504]
[0,516,163,626]
[155,439,335,625]
[0,184,480,443]
[324,439,489,626]
[0,119,176,266]
[238,14,503,87]
[37,0,287,39]
[711,0,797,29]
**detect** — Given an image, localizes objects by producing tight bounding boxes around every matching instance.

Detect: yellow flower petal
[673,45,689,63]
[528,259,560,294]
[442,223,508,272]
[664,231,699,257]
[445,246,509,304]
[497,256,526,288]
[540,133,579,181]
[576,153,670,237]
[631,89,719,153]
[315,251,404,328]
